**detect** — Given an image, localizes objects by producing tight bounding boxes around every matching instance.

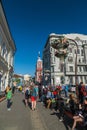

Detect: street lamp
[67,38,78,86]
[51,36,69,85]
[51,36,78,94]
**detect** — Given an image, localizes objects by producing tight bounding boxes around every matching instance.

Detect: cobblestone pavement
[0,92,79,130]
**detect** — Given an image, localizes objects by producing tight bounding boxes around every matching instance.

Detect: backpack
[25,89,30,96]
[33,87,38,97]
[81,85,87,96]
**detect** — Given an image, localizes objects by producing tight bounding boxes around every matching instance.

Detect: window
[78,59,81,63]
[54,57,55,62]
[69,66,73,72]
[50,47,52,52]
[69,48,72,53]
[60,63,64,72]
[1,43,6,57]
[84,66,87,72]
[79,67,82,72]
[81,49,84,56]
[85,66,87,72]
[82,58,85,62]
[84,76,87,84]
[51,56,55,64]
[38,62,41,68]
[78,66,79,72]
[68,57,73,62]
[83,66,87,72]
[77,49,80,54]
[80,76,83,82]
[85,40,87,44]
[75,49,77,54]
[70,76,73,84]
[83,66,86,72]
[51,66,54,72]
[51,78,54,85]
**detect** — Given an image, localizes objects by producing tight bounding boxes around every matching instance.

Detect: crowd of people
[38,82,87,129]
[4,81,87,129]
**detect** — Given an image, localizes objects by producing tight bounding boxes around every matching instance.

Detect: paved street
[37,101,72,130]
[0,92,73,130]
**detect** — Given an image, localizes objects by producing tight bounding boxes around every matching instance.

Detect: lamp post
[51,36,78,95]
[51,36,69,85]
[67,38,78,86]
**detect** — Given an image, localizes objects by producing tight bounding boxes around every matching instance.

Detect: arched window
[77,49,80,54]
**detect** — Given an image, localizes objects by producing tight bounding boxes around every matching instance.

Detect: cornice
[0,2,16,54]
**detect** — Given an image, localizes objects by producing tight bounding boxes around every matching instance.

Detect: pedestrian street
[0,92,74,130]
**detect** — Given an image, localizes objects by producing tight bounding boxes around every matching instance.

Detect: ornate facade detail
[43,33,87,86]
[0,2,16,92]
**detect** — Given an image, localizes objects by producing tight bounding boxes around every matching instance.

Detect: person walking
[12,85,16,94]
[24,86,30,107]
[31,84,38,110]
[6,86,12,111]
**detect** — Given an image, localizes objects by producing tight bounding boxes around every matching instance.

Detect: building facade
[13,74,24,87]
[24,74,32,86]
[0,2,16,92]
[43,33,87,86]
[13,74,32,87]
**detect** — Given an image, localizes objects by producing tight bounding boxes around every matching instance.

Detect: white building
[24,74,32,86]
[0,2,16,91]
[24,74,31,81]
[43,33,87,86]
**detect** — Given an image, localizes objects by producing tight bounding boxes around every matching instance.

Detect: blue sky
[2,0,87,76]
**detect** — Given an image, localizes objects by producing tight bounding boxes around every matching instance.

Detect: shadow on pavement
[50,112,73,130]
[50,111,87,130]
[22,99,31,109]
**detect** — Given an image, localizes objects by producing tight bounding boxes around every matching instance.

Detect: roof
[63,33,87,40]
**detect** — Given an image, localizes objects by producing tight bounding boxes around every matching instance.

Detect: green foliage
[13,78,21,84]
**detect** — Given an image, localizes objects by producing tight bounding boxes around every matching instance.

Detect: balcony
[77,62,87,66]
[77,71,87,75]
[65,71,75,75]
[55,50,68,58]
[65,71,87,76]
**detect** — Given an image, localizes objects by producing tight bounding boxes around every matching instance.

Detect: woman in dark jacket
[72,97,87,130]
